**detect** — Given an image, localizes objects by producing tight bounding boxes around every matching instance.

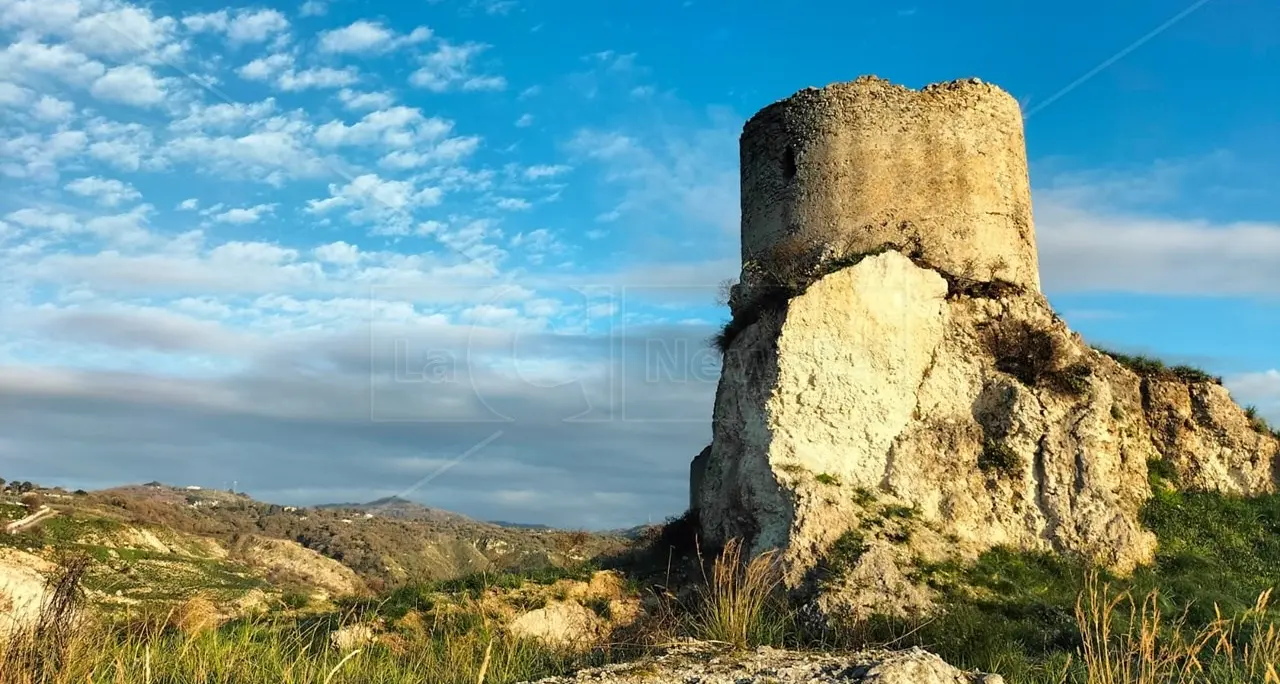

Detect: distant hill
[29,482,630,589]
[488,520,553,530]
[315,496,478,525]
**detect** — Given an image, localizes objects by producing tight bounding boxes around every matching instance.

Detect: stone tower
[735,76,1039,309]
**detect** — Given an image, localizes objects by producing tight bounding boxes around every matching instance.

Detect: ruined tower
[736,76,1040,305]
[693,76,1276,618]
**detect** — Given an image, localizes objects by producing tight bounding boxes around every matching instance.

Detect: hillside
[0,481,629,615]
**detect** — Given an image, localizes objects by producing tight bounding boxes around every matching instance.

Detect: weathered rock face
[694,75,1279,619]
[522,644,1001,684]
[1143,379,1277,494]
[699,251,1277,614]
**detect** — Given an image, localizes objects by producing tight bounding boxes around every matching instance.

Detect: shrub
[1147,458,1179,488]
[1244,405,1280,439]
[814,473,840,486]
[978,440,1022,475]
[987,322,1091,395]
[711,287,790,355]
[650,509,700,560]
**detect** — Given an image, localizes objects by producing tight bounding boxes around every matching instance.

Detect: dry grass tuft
[688,539,790,650]
[1076,570,1280,684]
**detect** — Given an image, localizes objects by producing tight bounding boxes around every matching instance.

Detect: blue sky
[0,0,1277,528]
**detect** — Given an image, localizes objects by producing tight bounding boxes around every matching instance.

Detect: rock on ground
[330,623,378,651]
[521,644,1001,684]
[507,600,606,650]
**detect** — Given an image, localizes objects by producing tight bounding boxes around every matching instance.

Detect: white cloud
[209,240,298,264]
[307,173,443,234]
[0,39,105,87]
[1227,370,1280,420]
[276,66,359,91]
[213,203,276,224]
[514,113,533,127]
[0,128,87,180]
[31,95,74,121]
[5,203,153,245]
[409,41,505,92]
[314,106,452,148]
[239,53,358,91]
[314,241,360,265]
[1035,199,1280,296]
[317,20,430,55]
[569,117,740,238]
[64,176,141,206]
[83,204,153,245]
[238,52,291,80]
[495,197,531,211]
[336,88,393,111]
[178,198,199,210]
[164,126,328,183]
[184,8,290,44]
[299,0,327,17]
[6,207,79,231]
[378,136,481,169]
[0,81,31,106]
[69,5,179,59]
[85,119,156,171]
[90,64,167,106]
[227,9,290,43]
[170,99,277,132]
[524,164,570,180]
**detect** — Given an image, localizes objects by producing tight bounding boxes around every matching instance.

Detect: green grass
[1094,348,1223,385]
[843,488,1280,682]
[2,556,626,684]
[339,563,602,619]
[2,609,612,684]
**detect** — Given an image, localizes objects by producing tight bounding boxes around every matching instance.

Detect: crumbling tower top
[739,76,1040,293]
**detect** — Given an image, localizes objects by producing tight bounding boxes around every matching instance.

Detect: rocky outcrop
[243,537,366,600]
[522,644,1001,684]
[693,75,1279,620]
[1142,379,1277,493]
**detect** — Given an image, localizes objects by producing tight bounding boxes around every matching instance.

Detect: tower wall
[739,76,1040,292]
